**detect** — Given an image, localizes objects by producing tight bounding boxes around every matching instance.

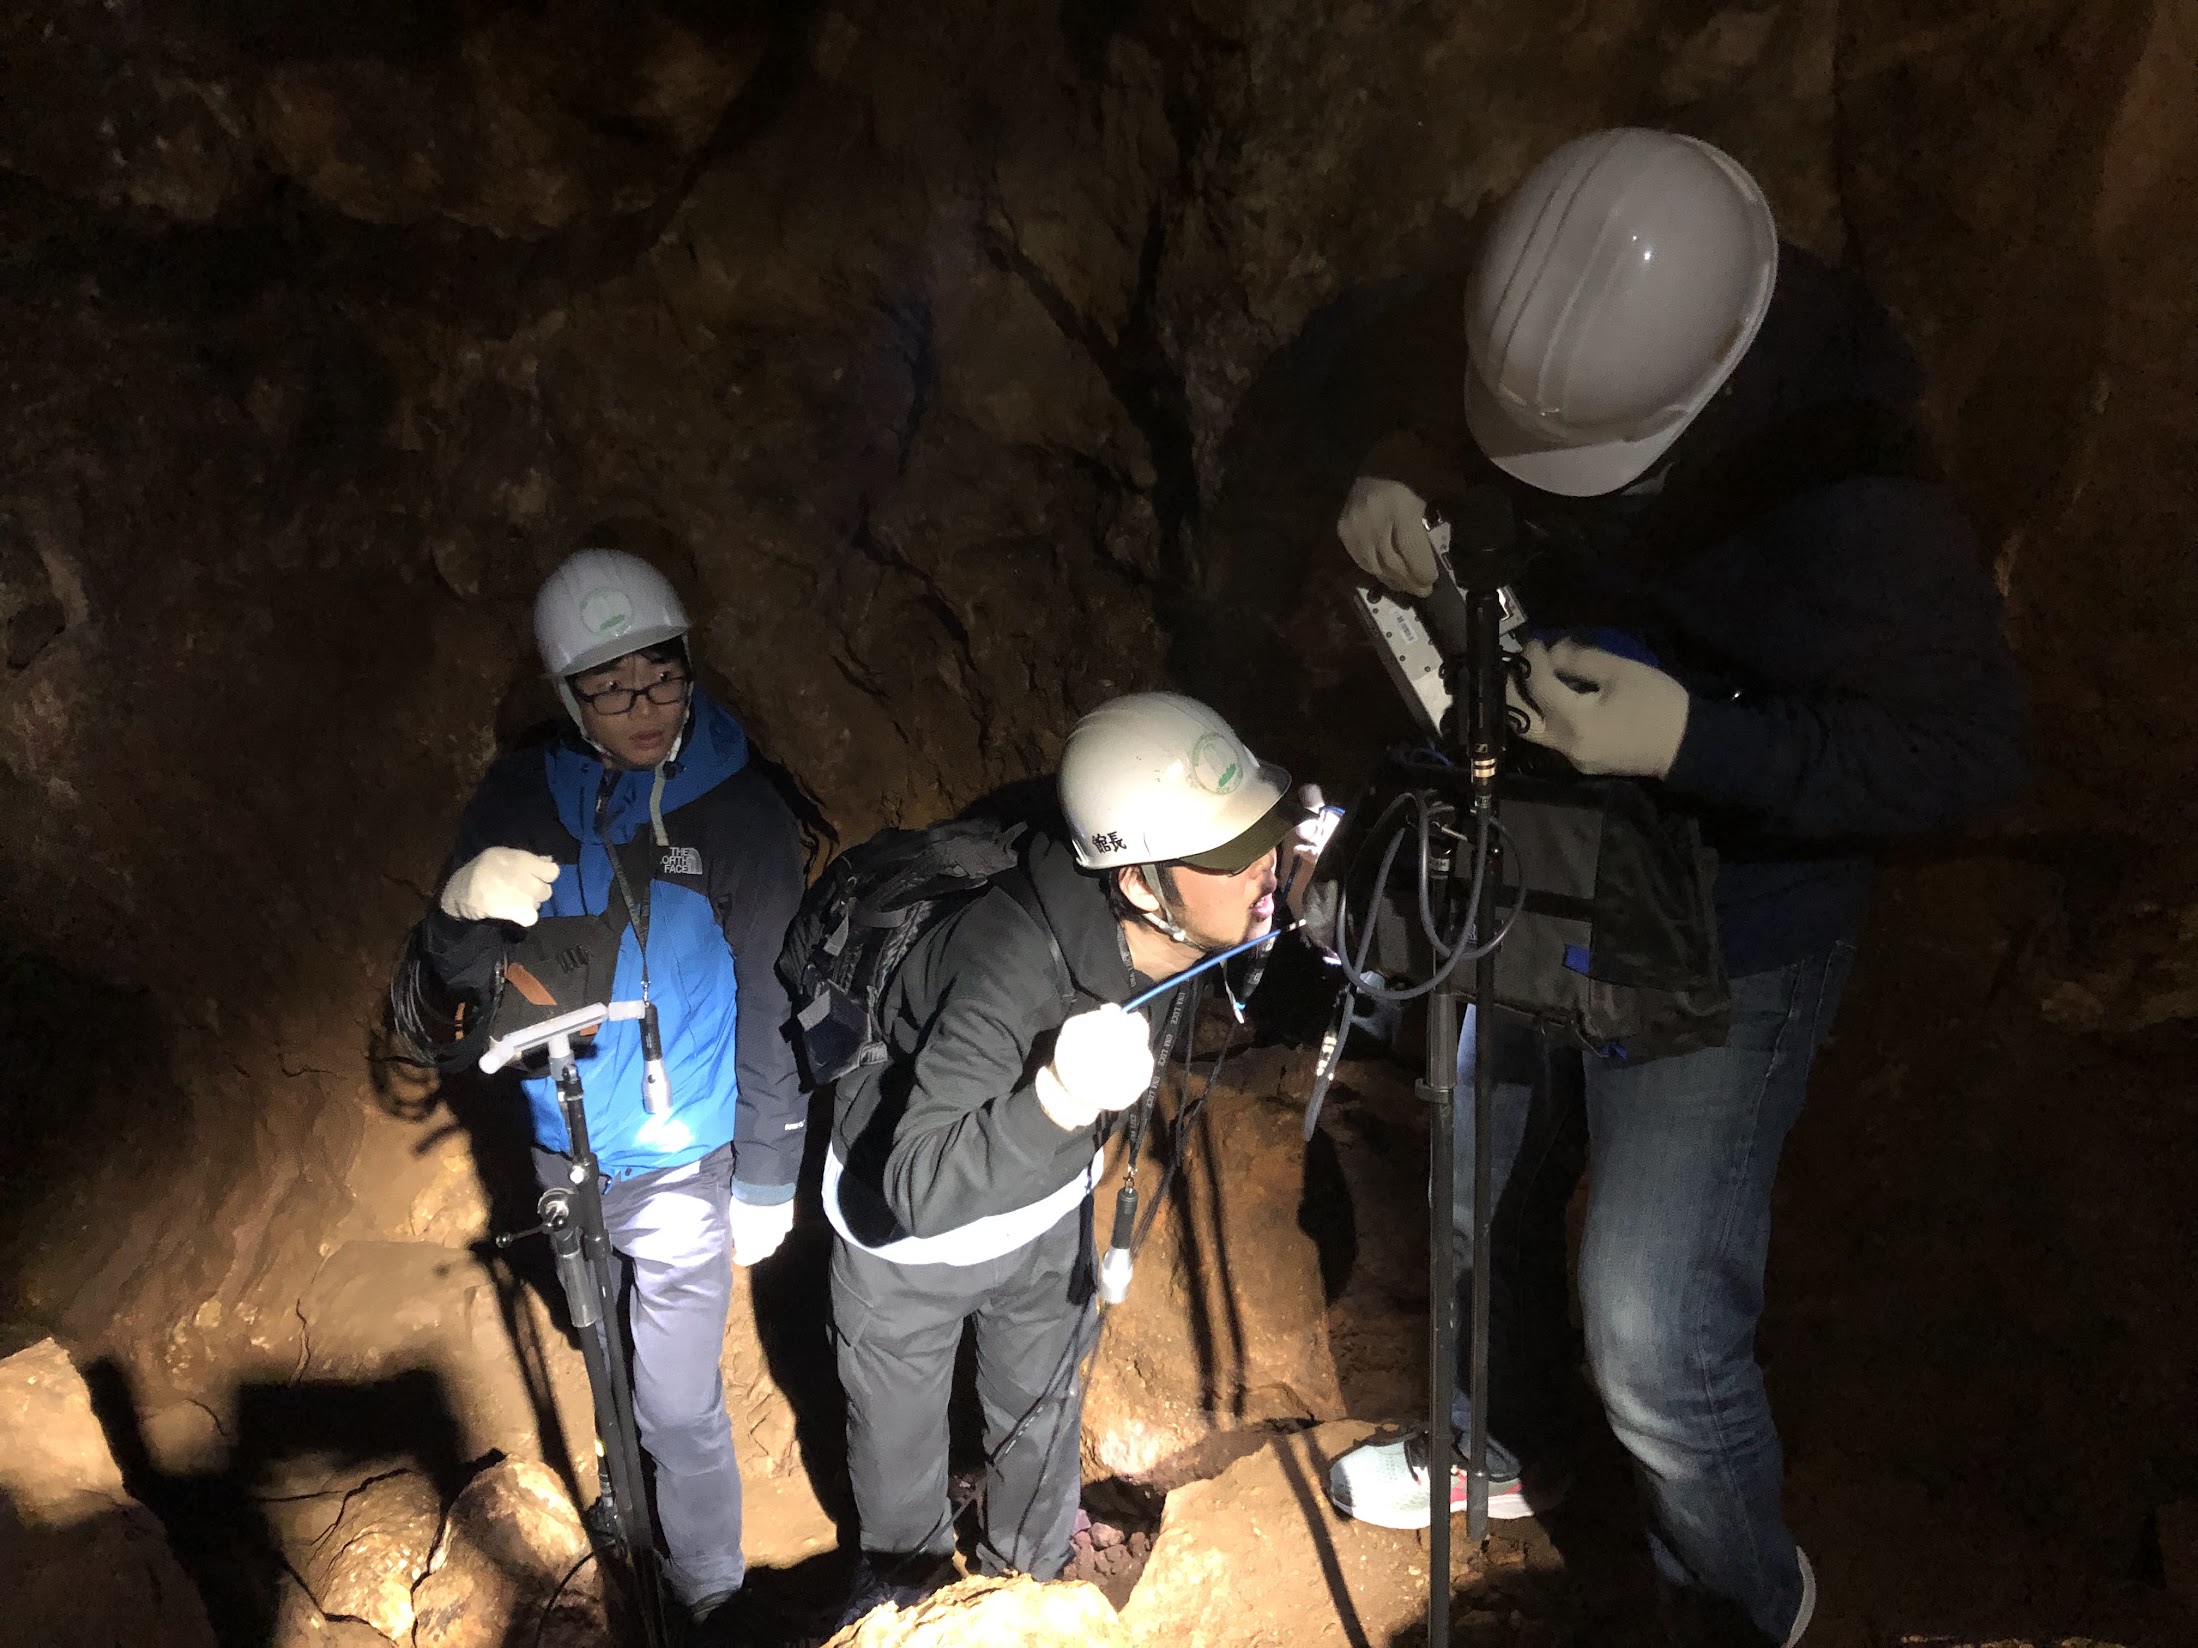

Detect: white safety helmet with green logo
[1060,692,1295,873]
[534,548,691,727]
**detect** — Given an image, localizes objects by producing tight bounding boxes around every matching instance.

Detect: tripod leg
[1423,984,1459,1648]
[543,1191,672,1648]
[1466,971,1495,1546]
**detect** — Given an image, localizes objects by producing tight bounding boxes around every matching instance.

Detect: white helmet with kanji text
[1060,693,1294,874]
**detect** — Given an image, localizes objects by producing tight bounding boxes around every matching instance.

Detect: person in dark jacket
[412,547,806,1627]
[827,692,1326,1611]
[1322,129,2026,1647]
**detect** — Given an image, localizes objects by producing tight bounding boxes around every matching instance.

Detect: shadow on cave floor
[82,1358,475,1648]
[386,1056,589,1518]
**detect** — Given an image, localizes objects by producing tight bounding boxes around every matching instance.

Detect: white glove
[1035,1004,1155,1132]
[439,848,560,926]
[1336,476,1439,597]
[1281,784,1342,921]
[727,1197,795,1266]
[1508,638,1692,779]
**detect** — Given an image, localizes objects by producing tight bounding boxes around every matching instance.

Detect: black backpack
[776,818,1072,1088]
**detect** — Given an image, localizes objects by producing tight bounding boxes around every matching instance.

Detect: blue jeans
[1449,943,1854,1643]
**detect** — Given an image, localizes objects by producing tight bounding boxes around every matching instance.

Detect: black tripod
[1325,487,1525,1646]
[1419,490,1518,1643]
[485,1002,673,1648]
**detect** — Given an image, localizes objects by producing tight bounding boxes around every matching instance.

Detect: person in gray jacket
[827,692,1322,1612]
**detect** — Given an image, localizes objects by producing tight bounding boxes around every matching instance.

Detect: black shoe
[831,1553,954,1632]
[688,1584,791,1648]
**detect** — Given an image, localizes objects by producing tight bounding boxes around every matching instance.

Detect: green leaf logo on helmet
[579,586,634,638]
[1189,734,1244,796]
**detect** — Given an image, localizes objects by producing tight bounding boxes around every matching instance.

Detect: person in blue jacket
[413,547,806,1628]
[1323,130,2027,1646]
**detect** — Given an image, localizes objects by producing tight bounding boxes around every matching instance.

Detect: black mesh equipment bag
[1482,771,1729,1060]
[1313,757,1730,1063]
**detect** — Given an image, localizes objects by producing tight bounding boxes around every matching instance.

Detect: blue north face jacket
[417,692,807,1197]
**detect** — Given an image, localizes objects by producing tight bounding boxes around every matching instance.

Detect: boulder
[824,1573,1126,1648]
[0,1337,218,1648]
[409,1458,610,1648]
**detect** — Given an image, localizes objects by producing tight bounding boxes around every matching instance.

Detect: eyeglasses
[574,673,691,716]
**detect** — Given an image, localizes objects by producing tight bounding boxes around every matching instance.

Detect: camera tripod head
[477,998,646,1075]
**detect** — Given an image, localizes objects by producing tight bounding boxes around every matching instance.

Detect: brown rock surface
[824,1572,1127,1648]
[0,1337,218,1648]
[293,1240,577,1472]
[272,1570,406,1648]
[409,1458,610,1648]
[299,1469,445,1642]
[1084,1044,1346,1483]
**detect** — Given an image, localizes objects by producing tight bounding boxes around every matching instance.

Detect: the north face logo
[661,846,703,877]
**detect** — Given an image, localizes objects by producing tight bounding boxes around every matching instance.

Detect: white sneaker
[1326,1430,1572,1530]
[1783,1548,1816,1647]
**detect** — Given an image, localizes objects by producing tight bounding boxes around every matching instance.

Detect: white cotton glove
[1336,476,1439,597]
[1281,784,1342,921]
[1508,638,1692,779]
[439,848,560,926]
[1035,1004,1156,1132]
[727,1197,795,1266]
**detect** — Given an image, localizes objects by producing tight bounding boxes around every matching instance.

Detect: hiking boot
[1326,1428,1572,1529]
[830,1553,956,1632]
[687,1586,782,1648]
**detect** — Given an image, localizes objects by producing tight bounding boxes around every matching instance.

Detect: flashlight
[1098,1181,1139,1305]
[640,1000,673,1116]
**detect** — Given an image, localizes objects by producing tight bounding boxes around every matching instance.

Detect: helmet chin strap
[1138,864,1191,945]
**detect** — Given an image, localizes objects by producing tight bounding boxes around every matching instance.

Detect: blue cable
[1122,922,1301,1012]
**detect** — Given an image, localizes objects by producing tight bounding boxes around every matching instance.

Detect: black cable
[1335,800,1517,1005]
[1133,977,1242,1254]
[387,935,475,1067]
[533,1548,604,1648]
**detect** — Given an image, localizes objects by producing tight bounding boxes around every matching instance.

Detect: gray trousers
[535,1143,743,1606]
[830,1204,1093,1579]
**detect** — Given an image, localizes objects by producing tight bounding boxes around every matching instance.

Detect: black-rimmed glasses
[574,674,691,716]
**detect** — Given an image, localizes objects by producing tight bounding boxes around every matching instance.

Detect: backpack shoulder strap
[999,868,1078,1016]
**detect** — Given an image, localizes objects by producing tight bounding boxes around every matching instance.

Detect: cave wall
[0,0,2192,1475]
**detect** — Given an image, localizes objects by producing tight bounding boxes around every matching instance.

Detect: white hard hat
[534,548,691,680]
[1060,693,1294,872]
[1463,127,1778,497]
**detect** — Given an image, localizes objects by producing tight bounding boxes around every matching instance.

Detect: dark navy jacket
[417,692,807,1195]
[1362,248,2028,972]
